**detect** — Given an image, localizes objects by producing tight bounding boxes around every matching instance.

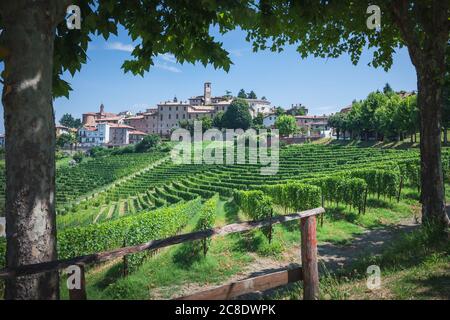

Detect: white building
[79,123,111,147]
[263,114,277,128]
[247,99,273,118]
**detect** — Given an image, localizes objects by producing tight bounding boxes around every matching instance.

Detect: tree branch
[389,0,422,67]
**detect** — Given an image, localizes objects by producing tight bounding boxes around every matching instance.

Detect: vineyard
[1,143,449,298]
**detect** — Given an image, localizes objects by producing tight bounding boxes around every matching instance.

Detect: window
[169,114,171,120]
[169,107,172,111]
[176,106,178,111]
[176,114,179,119]
[160,115,163,121]
[189,114,191,119]
[183,114,185,119]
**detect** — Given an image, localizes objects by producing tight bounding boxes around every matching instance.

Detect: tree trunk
[1,1,65,299]
[391,0,450,228]
[444,127,448,145]
[417,68,450,227]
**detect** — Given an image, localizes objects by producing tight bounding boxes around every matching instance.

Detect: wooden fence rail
[0,207,324,300]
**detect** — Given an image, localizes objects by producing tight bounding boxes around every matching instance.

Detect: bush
[233,190,274,242]
[135,134,161,153]
[72,151,84,163]
[54,199,202,273]
[263,182,321,213]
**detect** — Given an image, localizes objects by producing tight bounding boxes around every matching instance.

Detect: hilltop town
[55,82,332,148]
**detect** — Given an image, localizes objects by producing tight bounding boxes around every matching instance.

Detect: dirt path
[318,217,419,271]
[156,217,419,299]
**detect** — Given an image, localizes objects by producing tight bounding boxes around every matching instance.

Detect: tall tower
[100,103,105,114]
[204,82,212,105]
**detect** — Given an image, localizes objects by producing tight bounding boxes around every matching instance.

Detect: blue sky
[0,27,417,133]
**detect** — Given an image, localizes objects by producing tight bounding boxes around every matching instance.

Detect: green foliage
[45,1,256,98]
[59,113,82,129]
[247,90,257,99]
[263,182,321,213]
[221,98,252,130]
[72,151,84,163]
[348,169,400,200]
[56,133,77,149]
[233,190,274,242]
[330,90,419,141]
[304,175,368,213]
[135,134,161,153]
[0,200,201,269]
[275,115,298,137]
[212,111,225,129]
[194,195,219,257]
[286,104,307,116]
[64,199,201,271]
[237,89,247,99]
[274,107,286,116]
[252,113,264,127]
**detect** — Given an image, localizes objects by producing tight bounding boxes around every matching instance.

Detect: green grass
[269,213,450,300]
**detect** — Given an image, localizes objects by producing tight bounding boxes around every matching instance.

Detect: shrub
[234,190,274,242]
[55,199,202,272]
[194,195,219,257]
[135,134,161,153]
[264,182,321,213]
[72,151,84,163]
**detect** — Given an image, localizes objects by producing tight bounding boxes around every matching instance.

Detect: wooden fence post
[68,264,87,300]
[301,215,319,300]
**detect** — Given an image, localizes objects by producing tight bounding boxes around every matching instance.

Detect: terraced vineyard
[0,151,167,217]
[2,143,450,273]
[55,144,430,229]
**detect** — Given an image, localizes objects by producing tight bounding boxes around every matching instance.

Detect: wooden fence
[0,207,324,300]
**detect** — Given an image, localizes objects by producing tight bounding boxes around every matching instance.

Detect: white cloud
[229,48,250,57]
[158,53,177,63]
[155,62,182,73]
[105,42,134,53]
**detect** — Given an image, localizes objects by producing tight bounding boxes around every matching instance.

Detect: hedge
[0,199,202,271]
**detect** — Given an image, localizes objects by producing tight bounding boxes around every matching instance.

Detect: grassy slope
[65,184,423,300]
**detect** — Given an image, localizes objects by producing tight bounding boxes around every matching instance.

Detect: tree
[221,99,252,130]
[224,90,233,99]
[246,1,450,227]
[0,0,252,299]
[56,132,77,150]
[212,111,225,129]
[359,92,389,140]
[199,116,213,132]
[59,113,82,129]
[237,89,247,98]
[253,113,264,127]
[383,83,394,95]
[274,106,286,116]
[287,104,307,116]
[275,115,298,137]
[443,48,450,145]
[328,113,344,140]
[135,134,161,153]
[247,90,257,99]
